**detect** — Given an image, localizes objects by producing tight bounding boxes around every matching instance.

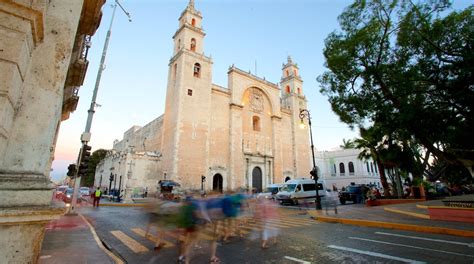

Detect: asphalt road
[80,205,474,264]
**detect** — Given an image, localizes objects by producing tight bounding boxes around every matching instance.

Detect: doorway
[252,167,263,192]
[212,174,223,193]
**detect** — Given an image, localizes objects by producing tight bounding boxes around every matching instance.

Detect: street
[79,205,474,264]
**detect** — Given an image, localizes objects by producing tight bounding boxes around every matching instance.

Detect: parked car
[339,184,367,205]
[276,178,326,205]
[257,183,284,200]
[55,185,68,200]
[80,187,90,196]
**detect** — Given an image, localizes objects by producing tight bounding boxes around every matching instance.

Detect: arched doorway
[212,174,223,193]
[285,176,291,182]
[252,167,262,192]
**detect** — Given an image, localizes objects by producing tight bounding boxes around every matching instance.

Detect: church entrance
[212,174,223,193]
[252,167,262,192]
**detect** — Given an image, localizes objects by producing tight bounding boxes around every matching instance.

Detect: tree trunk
[375,158,390,197]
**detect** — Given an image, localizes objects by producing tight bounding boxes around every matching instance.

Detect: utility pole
[69,0,131,214]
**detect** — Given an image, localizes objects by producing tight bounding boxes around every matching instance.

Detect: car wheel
[339,199,346,205]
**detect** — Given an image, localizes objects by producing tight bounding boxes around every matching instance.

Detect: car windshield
[281,184,296,192]
[347,186,360,193]
[66,188,74,194]
[265,187,280,194]
[57,187,67,192]
[80,187,88,190]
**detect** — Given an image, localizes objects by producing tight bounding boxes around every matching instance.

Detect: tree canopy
[81,149,108,187]
[319,0,473,173]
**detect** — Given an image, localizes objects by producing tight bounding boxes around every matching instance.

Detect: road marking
[131,228,174,248]
[375,231,474,247]
[349,237,474,258]
[276,218,312,225]
[283,256,311,264]
[111,230,149,253]
[327,245,426,264]
[39,255,51,259]
[79,214,125,264]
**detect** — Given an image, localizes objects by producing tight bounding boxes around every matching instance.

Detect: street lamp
[299,109,322,210]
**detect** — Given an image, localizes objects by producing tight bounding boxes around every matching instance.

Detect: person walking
[93,187,102,207]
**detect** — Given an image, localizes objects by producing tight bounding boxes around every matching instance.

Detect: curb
[79,214,125,264]
[383,207,430,219]
[308,212,474,238]
[100,203,148,207]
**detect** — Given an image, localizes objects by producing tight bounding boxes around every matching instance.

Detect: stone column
[228,103,243,190]
[0,0,85,262]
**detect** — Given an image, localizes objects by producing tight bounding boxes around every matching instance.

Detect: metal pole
[118,175,122,202]
[70,1,131,214]
[300,109,322,210]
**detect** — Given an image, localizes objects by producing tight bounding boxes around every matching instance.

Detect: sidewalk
[39,204,122,264]
[307,198,474,238]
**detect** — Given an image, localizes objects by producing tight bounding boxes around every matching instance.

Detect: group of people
[145,191,279,264]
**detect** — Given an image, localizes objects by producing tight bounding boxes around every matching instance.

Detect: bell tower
[161,0,213,189]
[280,56,311,178]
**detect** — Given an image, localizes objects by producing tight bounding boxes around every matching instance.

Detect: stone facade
[0,0,104,262]
[95,1,311,196]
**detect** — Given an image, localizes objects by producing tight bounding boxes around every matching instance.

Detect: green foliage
[340,138,356,149]
[81,149,108,187]
[319,0,474,167]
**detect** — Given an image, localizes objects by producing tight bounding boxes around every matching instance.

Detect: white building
[315,149,381,190]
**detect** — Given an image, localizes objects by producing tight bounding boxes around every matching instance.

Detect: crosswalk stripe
[265,219,305,227]
[131,228,174,248]
[110,230,149,253]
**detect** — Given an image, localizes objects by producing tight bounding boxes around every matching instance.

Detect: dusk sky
[51,0,471,181]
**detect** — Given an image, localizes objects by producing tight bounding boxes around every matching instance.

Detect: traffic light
[67,164,76,177]
[78,144,92,176]
[201,175,206,182]
[109,174,114,182]
[310,167,318,179]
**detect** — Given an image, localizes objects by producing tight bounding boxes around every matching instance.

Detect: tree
[81,149,108,187]
[318,0,473,171]
[353,126,391,196]
[340,138,355,149]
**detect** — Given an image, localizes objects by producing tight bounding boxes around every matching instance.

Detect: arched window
[286,70,289,77]
[348,162,354,174]
[190,38,196,51]
[297,87,301,94]
[193,63,201,78]
[332,164,337,176]
[366,162,370,173]
[252,116,260,131]
[178,39,181,50]
[286,86,290,94]
[370,162,374,173]
[191,18,196,26]
[294,69,298,75]
[339,162,345,175]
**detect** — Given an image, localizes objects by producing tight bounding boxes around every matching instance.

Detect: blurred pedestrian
[257,197,279,249]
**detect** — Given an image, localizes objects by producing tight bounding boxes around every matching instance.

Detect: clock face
[250,88,264,113]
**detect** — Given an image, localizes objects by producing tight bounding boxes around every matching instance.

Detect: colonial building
[95,0,312,197]
[315,149,382,190]
[0,0,105,262]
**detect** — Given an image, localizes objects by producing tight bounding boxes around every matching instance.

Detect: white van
[275,178,326,205]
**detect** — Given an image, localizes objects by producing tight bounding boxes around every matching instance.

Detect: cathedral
[95,0,311,196]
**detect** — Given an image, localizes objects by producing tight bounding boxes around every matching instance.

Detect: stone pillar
[228,103,243,190]
[0,0,85,262]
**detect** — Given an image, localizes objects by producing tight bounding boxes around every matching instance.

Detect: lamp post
[299,109,322,210]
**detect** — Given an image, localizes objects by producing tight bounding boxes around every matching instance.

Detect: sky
[51,0,472,181]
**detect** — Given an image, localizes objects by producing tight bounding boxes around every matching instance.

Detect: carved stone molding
[0,1,45,45]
